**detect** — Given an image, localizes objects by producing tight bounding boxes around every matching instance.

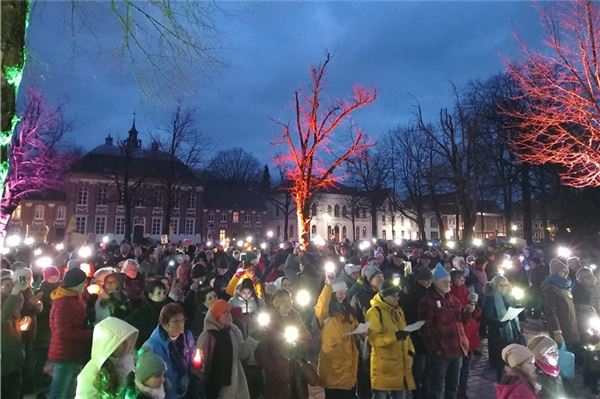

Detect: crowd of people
[1,236,600,399]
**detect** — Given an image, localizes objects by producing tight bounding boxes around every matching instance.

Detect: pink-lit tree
[0,90,72,240]
[508,0,600,187]
[273,52,376,249]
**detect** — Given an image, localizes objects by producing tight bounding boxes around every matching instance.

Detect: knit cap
[242,252,259,267]
[344,263,362,275]
[42,266,60,281]
[62,268,87,288]
[527,335,557,360]
[549,258,569,276]
[135,349,167,384]
[502,344,534,369]
[566,256,581,271]
[331,278,347,293]
[415,266,433,281]
[576,267,594,281]
[363,265,383,282]
[433,263,450,280]
[210,299,231,318]
[0,269,14,281]
[379,279,401,298]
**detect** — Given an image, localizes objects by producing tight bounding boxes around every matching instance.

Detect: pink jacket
[495,378,539,399]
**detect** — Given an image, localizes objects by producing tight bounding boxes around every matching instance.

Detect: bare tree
[205,148,262,187]
[267,168,296,241]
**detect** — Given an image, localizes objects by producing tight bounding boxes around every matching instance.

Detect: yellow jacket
[226,271,264,298]
[315,284,359,390]
[366,293,416,391]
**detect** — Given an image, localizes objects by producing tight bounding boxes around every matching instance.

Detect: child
[527,335,566,398]
[495,344,540,399]
[131,349,167,399]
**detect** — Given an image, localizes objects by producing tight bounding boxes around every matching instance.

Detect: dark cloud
[22,1,543,164]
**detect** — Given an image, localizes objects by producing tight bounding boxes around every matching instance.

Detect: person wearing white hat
[342,263,362,290]
[495,344,538,399]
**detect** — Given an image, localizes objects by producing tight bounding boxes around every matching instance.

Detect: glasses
[169,318,186,326]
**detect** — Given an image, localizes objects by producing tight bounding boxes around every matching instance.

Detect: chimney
[105,134,113,146]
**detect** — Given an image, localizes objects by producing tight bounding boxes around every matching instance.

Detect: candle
[87,284,101,295]
[19,316,32,332]
[192,348,204,370]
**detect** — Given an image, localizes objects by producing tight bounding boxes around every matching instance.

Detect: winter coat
[190,302,209,339]
[573,282,600,314]
[196,311,256,399]
[76,317,139,398]
[1,293,24,376]
[212,273,232,300]
[495,375,539,399]
[20,286,43,344]
[255,310,310,399]
[228,294,265,339]
[34,280,60,348]
[226,272,264,298]
[452,284,482,353]
[126,299,167,349]
[402,283,429,354]
[314,284,359,390]
[534,366,565,399]
[143,326,195,399]
[94,291,132,324]
[542,278,580,345]
[140,260,162,279]
[350,279,376,323]
[418,287,470,358]
[48,286,92,363]
[123,273,146,308]
[366,293,415,391]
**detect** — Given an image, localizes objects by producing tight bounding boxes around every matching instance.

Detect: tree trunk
[370,203,378,239]
[283,207,289,241]
[539,171,549,242]
[124,203,132,244]
[521,164,533,244]
[296,192,310,250]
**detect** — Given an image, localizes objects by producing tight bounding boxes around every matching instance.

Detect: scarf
[535,359,560,378]
[159,326,190,395]
[548,275,573,292]
[493,289,521,341]
[206,327,233,398]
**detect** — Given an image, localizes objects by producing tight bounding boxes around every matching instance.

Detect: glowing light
[324,261,335,274]
[473,238,483,247]
[358,241,371,251]
[33,248,42,256]
[509,237,517,245]
[427,242,433,247]
[55,243,64,251]
[511,224,518,231]
[24,237,34,246]
[206,241,212,247]
[519,255,525,262]
[501,260,513,270]
[246,236,253,243]
[169,260,175,267]
[557,246,572,258]
[87,284,101,295]
[590,317,600,331]
[102,235,109,243]
[371,238,377,244]
[236,240,243,247]
[393,276,401,286]
[511,287,525,301]
[257,312,271,327]
[260,242,267,250]
[295,289,311,307]
[279,243,285,249]
[78,245,92,258]
[266,230,274,238]
[80,263,92,277]
[18,316,32,332]
[590,264,597,271]
[393,238,402,246]
[284,325,300,344]
[192,348,203,369]
[498,269,505,276]
[339,256,346,263]
[35,256,52,268]
[6,235,21,247]
[220,240,227,247]
[0,247,9,255]
[311,235,325,246]
[446,241,456,249]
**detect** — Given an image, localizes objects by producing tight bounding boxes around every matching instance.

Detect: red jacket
[418,288,470,358]
[48,287,92,362]
[450,285,481,352]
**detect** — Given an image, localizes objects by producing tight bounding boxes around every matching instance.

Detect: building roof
[24,189,67,201]
[203,185,267,210]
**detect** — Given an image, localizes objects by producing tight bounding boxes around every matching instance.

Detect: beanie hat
[210,299,231,318]
[273,276,289,291]
[363,265,383,282]
[467,292,479,303]
[62,268,87,288]
[331,278,347,293]
[433,263,450,280]
[242,252,258,268]
[502,344,534,369]
[576,267,594,281]
[566,256,581,271]
[379,279,401,298]
[10,261,28,271]
[93,267,117,284]
[42,266,60,281]
[415,266,433,281]
[67,259,81,270]
[135,349,167,384]
[344,264,362,275]
[527,335,557,360]
[191,263,207,279]
[0,269,14,281]
[549,258,569,276]
[271,289,291,309]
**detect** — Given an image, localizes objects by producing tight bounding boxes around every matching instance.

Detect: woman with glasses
[142,303,195,399]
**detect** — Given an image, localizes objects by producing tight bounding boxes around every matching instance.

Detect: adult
[315,278,359,399]
[48,268,93,399]
[190,286,217,338]
[419,264,474,399]
[122,259,146,308]
[94,272,131,323]
[483,275,525,381]
[367,280,415,399]
[141,247,162,279]
[197,299,257,399]
[341,263,362,291]
[495,344,539,399]
[76,317,139,398]
[573,267,600,314]
[143,303,195,399]
[127,280,169,349]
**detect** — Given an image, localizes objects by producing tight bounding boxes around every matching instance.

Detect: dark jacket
[350,279,376,323]
[126,299,167,349]
[1,293,24,376]
[542,278,580,345]
[48,287,92,362]
[122,273,146,308]
[535,366,565,399]
[402,283,430,353]
[34,280,60,348]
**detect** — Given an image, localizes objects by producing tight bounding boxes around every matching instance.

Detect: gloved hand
[395,330,409,341]
[235,268,245,278]
[551,331,564,347]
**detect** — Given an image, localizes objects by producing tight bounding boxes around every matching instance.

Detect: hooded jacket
[196,311,255,399]
[76,317,139,398]
[495,375,539,399]
[366,293,415,391]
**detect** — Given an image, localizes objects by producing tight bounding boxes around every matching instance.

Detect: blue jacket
[143,325,195,399]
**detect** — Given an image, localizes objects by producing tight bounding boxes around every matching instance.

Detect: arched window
[289,225,295,239]
[342,206,348,218]
[311,225,317,235]
[334,205,340,217]
[276,225,281,238]
[356,226,360,240]
[362,226,367,238]
[327,205,333,216]
[342,226,347,239]
[311,203,317,216]
[327,225,332,238]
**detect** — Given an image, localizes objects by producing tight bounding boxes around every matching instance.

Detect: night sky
[22,1,544,165]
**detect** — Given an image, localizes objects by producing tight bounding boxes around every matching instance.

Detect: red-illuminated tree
[273,52,376,248]
[0,90,72,239]
[508,0,600,187]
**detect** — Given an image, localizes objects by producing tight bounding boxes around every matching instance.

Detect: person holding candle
[197,299,257,399]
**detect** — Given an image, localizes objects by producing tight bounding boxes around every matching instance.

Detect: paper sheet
[403,320,426,332]
[500,307,525,322]
[345,322,370,336]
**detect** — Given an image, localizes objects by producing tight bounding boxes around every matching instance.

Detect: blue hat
[433,263,450,280]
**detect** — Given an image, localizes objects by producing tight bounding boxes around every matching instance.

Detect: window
[255,213,261,223]
[75,216,87,234]
[342,226,347,239]
[77,188,88,206]
[381,214,386,223]
[311,225,317,235]
[232,211,239,223]
[187,192,196,209]
[151,217,162,235]
[220,212,228,223]
[276,225,281,238]
[311,204,317,217]
[430,231,439,240]
[34,205,44,220]
[327,205,332,216]
[208,211,214,222]
[327,225,332,237]
[185,218,195,235]
[362,226,367,238]
[95,216,106,235]
[401,230,405,238]
[342,206,347,218]
[155,192,162,207]
[13,205,22,220]
[334,205,340,217]
[289,225,294,238]
[97,187,107,206]
[356,226,360,240]
[115,217,125,235]
[382,230,387,240]
[133,217,144,226]
[56,206,66,220]
[430,217,438,228]
[401,216,405,226]
[244,213,251,223]
[170,219,179,235]
[219,229,226,242]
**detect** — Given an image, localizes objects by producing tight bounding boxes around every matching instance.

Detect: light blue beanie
[433,263,450,280]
